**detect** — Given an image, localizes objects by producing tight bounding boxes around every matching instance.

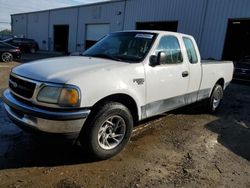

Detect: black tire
[79,102,133,160]
[30,48,36,54]
[1,52,13,62]
[206,84,223,113]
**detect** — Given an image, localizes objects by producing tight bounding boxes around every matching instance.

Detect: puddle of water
[0,102,23,156]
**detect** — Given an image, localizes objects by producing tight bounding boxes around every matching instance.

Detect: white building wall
[200,0,250,59]
[49,8,78,52]
[124,0,250,60]
[76,1,125,51]
[12,14,27,37]
[27,12,49,50]
[123,0,206,46]
[11,0,250,59]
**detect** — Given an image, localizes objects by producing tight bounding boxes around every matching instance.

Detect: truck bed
[199,60,234,100]
[201,60,232,64]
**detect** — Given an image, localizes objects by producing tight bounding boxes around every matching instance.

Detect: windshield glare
[82,32,157,63]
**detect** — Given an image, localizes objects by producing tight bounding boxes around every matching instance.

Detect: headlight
[59,87,80,107]
[37,85,80,107]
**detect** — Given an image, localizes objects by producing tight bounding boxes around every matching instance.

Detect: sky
[0,0,105,31]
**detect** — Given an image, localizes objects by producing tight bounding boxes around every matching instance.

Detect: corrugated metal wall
[49,8,78,52]
[11,0,250,59]
[200,0,250,59]
[76,1,125,51]
[124,0,250,59]
[27,12,49,50]
[123,0,207,45]
[13,1,125,52]
[12,14,27,37]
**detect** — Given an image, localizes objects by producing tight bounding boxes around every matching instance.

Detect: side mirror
[149,55,158,66]
[149,51,166,66]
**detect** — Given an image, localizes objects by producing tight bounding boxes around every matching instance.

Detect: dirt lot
[0,54,249,188]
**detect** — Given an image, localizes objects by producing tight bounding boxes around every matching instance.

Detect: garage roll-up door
[86,24,110,49]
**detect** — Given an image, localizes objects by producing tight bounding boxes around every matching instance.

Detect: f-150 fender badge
[133,78,145,85]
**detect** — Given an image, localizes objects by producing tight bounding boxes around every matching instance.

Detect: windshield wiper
[87,54,122,62]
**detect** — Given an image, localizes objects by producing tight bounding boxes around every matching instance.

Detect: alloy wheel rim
[213,88,222,109]
[2,52,12,62]
[98,115,126,150]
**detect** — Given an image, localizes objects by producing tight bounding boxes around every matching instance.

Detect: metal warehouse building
[11,0,250,61]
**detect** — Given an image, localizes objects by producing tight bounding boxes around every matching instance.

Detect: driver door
[144,35,189,117]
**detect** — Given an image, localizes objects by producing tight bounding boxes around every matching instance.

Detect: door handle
[182,71,189,77]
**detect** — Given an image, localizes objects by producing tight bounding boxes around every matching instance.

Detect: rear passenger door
[145,35,189,117]
[182,37,202,104]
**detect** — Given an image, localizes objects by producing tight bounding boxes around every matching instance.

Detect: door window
[155,36,183,64]
[12,39,22,43]
[183,37,198,64]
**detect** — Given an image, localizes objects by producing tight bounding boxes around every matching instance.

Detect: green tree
[0,29,12,35]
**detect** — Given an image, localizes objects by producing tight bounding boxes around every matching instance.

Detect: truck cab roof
[115,30,193,38]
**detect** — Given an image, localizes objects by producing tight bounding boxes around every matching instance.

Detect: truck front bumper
[2,89,90,139]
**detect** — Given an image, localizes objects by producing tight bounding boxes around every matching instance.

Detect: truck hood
[12,56,125,83]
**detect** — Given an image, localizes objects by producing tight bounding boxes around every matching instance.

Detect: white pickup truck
[2,31,233,159]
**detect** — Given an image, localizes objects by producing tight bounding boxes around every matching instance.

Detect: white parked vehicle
[2,31,234,159]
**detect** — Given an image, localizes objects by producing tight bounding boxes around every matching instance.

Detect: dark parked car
[234,56,250,82]
[0,34,13,41]
[0,41,21,62]
[3,38,39,53]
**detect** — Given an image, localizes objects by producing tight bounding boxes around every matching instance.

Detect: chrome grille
[9,74,36,99]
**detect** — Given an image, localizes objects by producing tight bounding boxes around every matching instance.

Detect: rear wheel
[30,48,36,53]
[1,52,13,62]
[207,84,223,113]
[79,102,133,160]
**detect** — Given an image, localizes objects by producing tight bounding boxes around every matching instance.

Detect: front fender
[68,63,146,120]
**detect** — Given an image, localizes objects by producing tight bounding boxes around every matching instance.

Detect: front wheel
[1,52,13,62]
[207,84,223,113]
[79,102,133,160]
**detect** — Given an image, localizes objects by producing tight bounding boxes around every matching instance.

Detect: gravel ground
[0,55,249,188]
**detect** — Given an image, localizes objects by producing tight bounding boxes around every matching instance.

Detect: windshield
[82,32,157,63]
